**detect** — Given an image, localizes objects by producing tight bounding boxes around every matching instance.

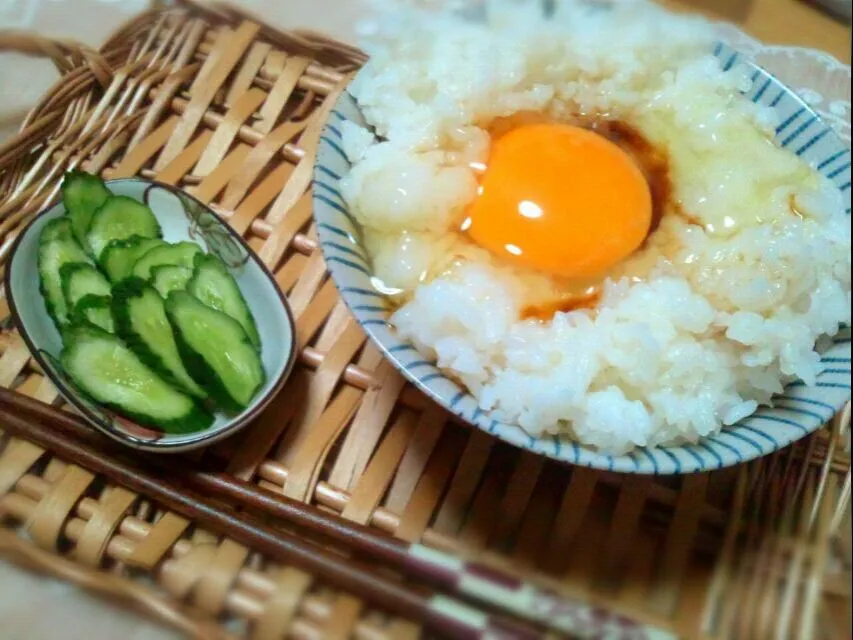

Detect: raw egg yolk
[465,123,653,278]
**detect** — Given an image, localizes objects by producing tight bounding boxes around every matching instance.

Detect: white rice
[340,0,852,453]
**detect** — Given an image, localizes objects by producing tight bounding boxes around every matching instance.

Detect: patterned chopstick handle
[409,544,673,639]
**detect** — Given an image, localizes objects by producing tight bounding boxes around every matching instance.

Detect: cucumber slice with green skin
[131,241,203,280]
[60,262,111,311]
[86,196,162,261]
[38,218,92,326]
[62,171,111,254]
[166,291,265,413]
[150,265,193,298]
[112,278,207,399]
[71,295,114,333]
[187,254,261,350]
[100,236,166,283]
[41,216,73,243]
[60,323,213,434]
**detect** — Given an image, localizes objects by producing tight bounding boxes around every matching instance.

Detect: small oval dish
[6,178,297,453]
[313,42,852,474]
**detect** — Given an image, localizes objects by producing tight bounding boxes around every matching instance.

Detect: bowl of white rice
[313,0,852,473]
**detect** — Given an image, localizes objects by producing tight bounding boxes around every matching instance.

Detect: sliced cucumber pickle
[37,170,271,435]
[112,278,207,399]
[131,241,203,280]
[188,253,261,350]
[100,236,166,283]
[86,196,162,261]
[150,265,193,298]
[62,171,111,253]
[61,323,213,434]
[70,294,114,333]
[38,218,92,326]
[166,291,265,413]
[60,262,111,311]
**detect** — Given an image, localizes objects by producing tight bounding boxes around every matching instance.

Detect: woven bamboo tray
[0,2,850,638]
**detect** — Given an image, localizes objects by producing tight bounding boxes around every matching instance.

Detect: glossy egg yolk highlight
[465,123,653,279]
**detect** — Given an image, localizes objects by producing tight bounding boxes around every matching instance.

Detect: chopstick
[0,389,664,639]
[0,403,545,640]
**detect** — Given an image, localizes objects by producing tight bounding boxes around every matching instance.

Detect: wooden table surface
[673,0,851,63]
[0,1,849,639]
